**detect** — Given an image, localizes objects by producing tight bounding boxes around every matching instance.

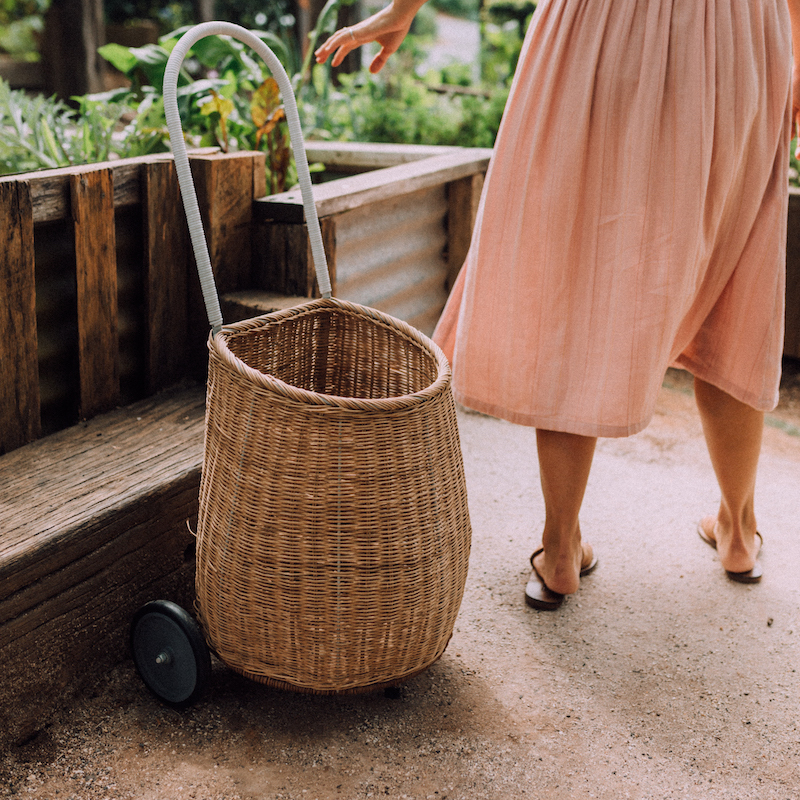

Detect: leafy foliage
[0,0,49,60]
[0,0,510,184]
[0,79,157,173]
[0,0,48,25]
[311,65,507,148]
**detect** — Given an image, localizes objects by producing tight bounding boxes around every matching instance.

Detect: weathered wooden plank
[252,215,337,298]
[0,151,219,225]
[0,510,196,748]
[185,152,266,369]
[0,385,206,601]
[0,384,204,747]
[446,172,484,290]
[0,180,41,454]
[71,168,120,418]
[24,161,143,225]
[40,0,105,98]
[305,142,459,171]
[253,150,267,199]
[256,148,493,224]
[786,189,800,359]
[143,159,191,392]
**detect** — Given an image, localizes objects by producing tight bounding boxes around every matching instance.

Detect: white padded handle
[163,21,332,334]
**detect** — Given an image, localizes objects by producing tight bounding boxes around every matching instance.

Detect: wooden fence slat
[143,160,190,392]
[185,152,265,372]
[0,181,41,454]
[71,169,120,418]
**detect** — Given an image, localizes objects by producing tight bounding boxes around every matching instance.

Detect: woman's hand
[314,1,426,74]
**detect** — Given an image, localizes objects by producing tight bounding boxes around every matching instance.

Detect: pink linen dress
[433,0,792,437]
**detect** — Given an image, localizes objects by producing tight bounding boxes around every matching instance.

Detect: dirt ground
[2,365,800,800]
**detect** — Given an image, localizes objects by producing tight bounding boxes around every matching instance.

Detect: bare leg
[532,429,597,594]
[694,377,763,573]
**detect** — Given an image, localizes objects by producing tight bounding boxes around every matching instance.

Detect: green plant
[97,25,305,189]
[309,63,507,148]
[0,0,506,182]
[480,0,534,84]
[0,78,154,173]
[0,0,49,60]
[103,0,193,32]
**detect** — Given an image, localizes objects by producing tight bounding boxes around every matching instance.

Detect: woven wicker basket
[165,23,472,693]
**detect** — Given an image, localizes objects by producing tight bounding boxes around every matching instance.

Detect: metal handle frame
[163,21,332,335]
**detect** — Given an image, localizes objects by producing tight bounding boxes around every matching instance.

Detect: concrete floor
[2,368,799,799]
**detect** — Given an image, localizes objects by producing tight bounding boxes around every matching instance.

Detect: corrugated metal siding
[333,185,449,336]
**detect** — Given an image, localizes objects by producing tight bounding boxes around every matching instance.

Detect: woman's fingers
[369,47,391,74]
[315,27,360,67]
[314,7,414,72]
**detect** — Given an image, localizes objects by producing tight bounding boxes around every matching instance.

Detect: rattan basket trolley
[130,22,472,705]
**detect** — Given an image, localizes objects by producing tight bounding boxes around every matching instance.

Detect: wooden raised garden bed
[0,143,490,746]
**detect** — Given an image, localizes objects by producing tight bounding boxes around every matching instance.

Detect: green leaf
[190,35,242,68]
[200,92,234,120]
[98,42,139,75]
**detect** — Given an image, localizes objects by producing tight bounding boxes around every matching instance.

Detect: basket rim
[209,297,453,411]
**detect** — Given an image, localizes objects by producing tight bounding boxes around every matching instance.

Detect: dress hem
[452,390,652,438]
[672,355,780,413]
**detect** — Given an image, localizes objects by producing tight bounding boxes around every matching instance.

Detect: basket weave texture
[195,297,472,693]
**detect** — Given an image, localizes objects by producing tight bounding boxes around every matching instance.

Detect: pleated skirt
[433,0,792,437]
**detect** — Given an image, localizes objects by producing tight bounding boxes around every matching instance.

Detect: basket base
[222,653,447,696]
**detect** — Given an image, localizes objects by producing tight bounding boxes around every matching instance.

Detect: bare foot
[698,515,761,574]
[532,542,595,595]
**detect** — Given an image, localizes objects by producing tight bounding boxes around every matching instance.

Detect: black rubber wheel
[130,600,211,707]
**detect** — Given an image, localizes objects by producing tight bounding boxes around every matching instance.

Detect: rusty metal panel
[333,185,449,336]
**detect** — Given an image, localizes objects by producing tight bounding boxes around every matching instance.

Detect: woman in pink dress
[316,0,800,609]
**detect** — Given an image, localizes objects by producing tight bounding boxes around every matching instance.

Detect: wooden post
[252,216,337,298]
[0,181,41,455]
[71,169,120,419]
[143,160,191,393]
[193,0,216,22]
[189,152,266,296]
[183,152,266,367]
[41,0,105,98]
[446,173,484,291]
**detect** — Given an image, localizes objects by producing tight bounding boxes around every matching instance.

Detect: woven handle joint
[163,21,332,333]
